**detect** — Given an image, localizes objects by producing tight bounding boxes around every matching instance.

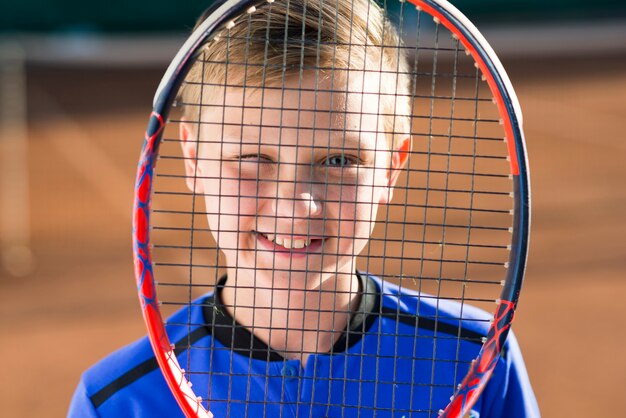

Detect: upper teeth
[264,234,312,249]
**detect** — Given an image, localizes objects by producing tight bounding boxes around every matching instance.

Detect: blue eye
[326,155,355,167]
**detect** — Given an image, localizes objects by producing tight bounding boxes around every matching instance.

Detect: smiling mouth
[255,231,320,250]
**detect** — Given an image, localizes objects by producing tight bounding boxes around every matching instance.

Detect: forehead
[198,70,386,141]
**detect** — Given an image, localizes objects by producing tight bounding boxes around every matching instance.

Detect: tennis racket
[133,0,530,416]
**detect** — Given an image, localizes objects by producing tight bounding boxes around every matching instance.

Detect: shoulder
[70,332,186,418]
[368,275,492,339]
[480,331,541,417]
[366,275,540,416]
[68,335,168,417]
[68,296,212,417]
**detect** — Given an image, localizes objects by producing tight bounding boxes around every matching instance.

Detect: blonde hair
[180,0,412,148]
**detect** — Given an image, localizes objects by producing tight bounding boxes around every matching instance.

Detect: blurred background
[1,1,625,416]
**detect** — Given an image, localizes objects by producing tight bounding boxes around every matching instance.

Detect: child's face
[181,70,408,290]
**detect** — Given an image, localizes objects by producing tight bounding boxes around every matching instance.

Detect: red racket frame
[132,1,530,416]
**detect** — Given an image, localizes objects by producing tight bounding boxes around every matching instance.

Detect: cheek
[331,185,380,232]
[202,173,264,233]
[204,166,259,207]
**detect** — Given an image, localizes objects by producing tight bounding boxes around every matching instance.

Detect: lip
[254,231,324,256]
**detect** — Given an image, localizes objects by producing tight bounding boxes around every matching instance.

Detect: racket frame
[132,0,531,416]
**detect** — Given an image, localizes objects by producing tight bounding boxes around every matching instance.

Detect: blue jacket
[69,274,539,417]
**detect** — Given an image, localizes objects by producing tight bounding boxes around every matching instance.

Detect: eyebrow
[327,130,380,153]
[215,131,381,153]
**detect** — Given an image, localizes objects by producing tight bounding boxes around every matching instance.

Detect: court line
[483,19,626,58]
[2,19,625,67]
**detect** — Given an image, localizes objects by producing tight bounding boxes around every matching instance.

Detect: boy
[69,0,539,416]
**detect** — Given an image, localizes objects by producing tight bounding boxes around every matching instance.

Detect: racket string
[148,0,517,415]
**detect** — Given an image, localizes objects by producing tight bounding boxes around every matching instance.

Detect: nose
[273,175,323,221]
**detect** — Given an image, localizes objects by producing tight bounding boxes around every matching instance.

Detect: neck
[221,270,362,364]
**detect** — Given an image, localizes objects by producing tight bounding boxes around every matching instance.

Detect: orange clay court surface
[0,54,625,417]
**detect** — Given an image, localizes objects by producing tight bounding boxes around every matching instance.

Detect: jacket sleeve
[67,378,100,418]
[480,331,541,417]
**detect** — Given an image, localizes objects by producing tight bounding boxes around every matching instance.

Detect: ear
[180,121,204,194]
[380,136,411,204]
[388,136,411,187]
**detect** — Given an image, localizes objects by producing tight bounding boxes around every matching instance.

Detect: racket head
[132,0,530,417]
